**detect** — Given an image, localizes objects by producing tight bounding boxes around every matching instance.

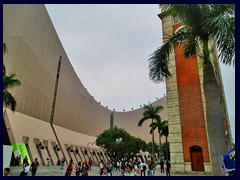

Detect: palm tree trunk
[203,38,210,64]
[203,62,228,175]
[159,133,162,159]
[151,118,155,162]
[165,136,168,161]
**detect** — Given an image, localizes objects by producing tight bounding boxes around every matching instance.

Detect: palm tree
[148,4,234,175]
[3,74,21,112]
[3,43,21,112]
[160,121,169,160]
[149,118,163,158]
[138,104,163,161]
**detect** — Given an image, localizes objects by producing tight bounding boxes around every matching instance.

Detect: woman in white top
[140,161,147,176]
[20,162,30,176]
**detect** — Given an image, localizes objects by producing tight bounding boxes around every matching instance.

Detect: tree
[146,141,159,155]
[95,126,146,160]
[138,104,163,161]
[149,117,163,158]
[161,121,169,161]
[3,74,21,112]
[148,4,234,175]
[3,43,21,112]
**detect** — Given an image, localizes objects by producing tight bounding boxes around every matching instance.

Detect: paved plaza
[8,164,198,176]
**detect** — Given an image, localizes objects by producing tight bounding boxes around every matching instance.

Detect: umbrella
[221,147,235,171]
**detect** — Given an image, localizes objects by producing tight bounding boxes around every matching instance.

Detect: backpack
[143,165,146,170]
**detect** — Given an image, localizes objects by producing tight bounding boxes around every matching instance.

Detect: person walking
[88,157,93,171]
[147,160,154,176]
[60,157,65,170]
[15,156,20,166]
[165,160,171,176]
[46,157,50,166]
[99,160,104,175]
[30,158,39,176]
[140,160,146,176]
[81,161,89,176]
[75,161,82,176]
[65,160,73,176]
[160,159,164,173]
[20,162,30,176]
[22,156,28,167]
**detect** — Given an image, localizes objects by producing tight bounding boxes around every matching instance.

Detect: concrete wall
[3,4,113,137]
[114,97,167,143]
[3,4,169,166]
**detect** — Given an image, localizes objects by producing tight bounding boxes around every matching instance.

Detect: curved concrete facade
[3,4,167,166]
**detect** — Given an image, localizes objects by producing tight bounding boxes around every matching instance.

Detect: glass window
[173,16,180,24]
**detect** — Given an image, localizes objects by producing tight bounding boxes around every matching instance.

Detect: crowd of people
[98,158,171,176]
[4,156,40,176]
[4,155,173,176]
[62,156,171,176]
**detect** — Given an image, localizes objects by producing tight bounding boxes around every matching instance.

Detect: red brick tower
[158,6,234,175]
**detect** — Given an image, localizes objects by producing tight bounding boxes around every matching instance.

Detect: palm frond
[148,28,190,83]
[162,4,208,33]
[160,121,169,137]
[209,4,235,17]
[3,74,21,90]
[3,91,17,112]
[183,35,199,58]
[205,15,235,66]
[149,123,158,134]
[138,116,150,126]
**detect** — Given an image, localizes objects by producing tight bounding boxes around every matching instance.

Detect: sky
[45,4,235,142]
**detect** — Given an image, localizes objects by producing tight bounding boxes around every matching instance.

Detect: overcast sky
[45,4,235,142]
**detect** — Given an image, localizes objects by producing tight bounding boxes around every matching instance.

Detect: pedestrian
[75,161,82,176]
[46,157,50,166]
[165,160,171,176]
[126,164,135,176]
[140,160,146,176]
[20,162,30,176]
[70,157,73,164]
[160,159,164,173]
[23,156,28,167]
[82,161,89,176]
[99,160,104,175]
[60,157,65,169]
[19,155,22,166]
[116,160,120,171]
[103,166,111,176]
[120,166,126,176]
[15,156,20,166]
[30,158,39,176]
[65,160,73,176]
[88,157,93,171]
[107,161,113,176]
[147,160,154,176]
[3,167,10,176]
[133,159,140,176]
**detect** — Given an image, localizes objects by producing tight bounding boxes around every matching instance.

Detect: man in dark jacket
[30,158,39,176]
